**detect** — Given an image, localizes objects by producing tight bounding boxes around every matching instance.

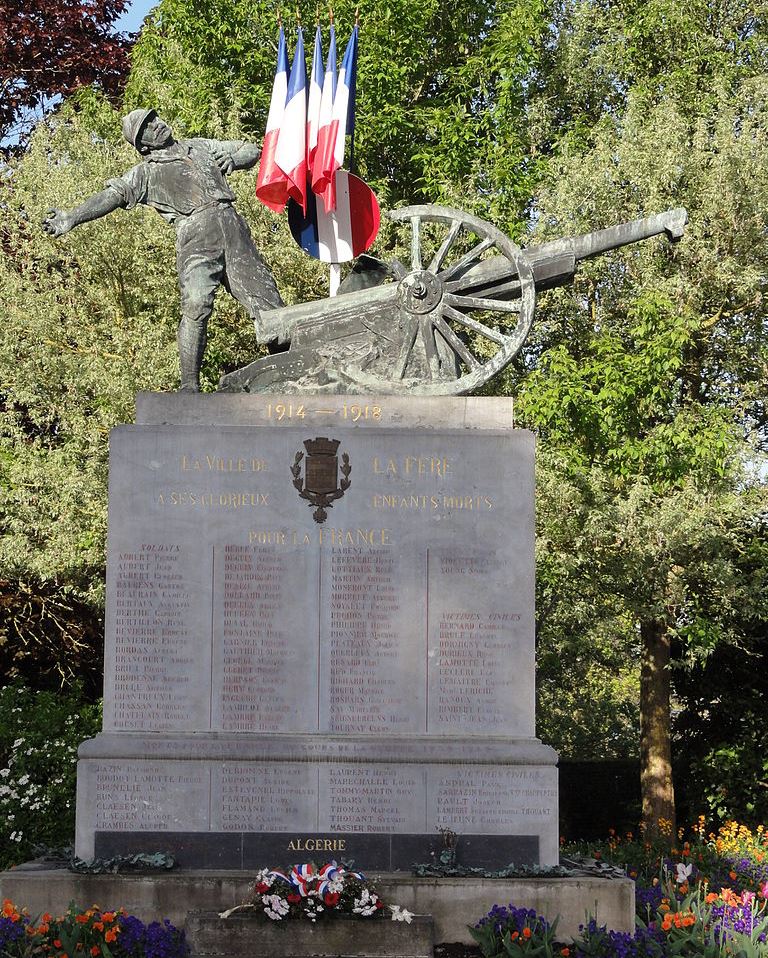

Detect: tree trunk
[640,617,675,839]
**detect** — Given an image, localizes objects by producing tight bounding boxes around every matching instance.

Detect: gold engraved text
[268,403,305,420]
[288,838,347,851]
[343,403,381,422]
[181,456,267,472]
[372,456,451,477]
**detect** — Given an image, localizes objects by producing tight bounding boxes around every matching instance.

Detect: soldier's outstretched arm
[43,187,124,238]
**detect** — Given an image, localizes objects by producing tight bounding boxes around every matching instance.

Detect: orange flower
[510,931,519,940]
[92,922,104,932]
[75,914,89,924]
[101,913,116,923]
[91,948,100,956]
[42,913,52,924]
[659,903,670,913]
[706,893,718,904]
[522,927,532,939]
[729,870,738,881]
[560,949,570,956]
[104,928,118,944]
[53,940,62,949]
[2,900,18,921]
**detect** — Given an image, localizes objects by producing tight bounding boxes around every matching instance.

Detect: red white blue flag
[288,170,380,263]
[275,26,308,213]
[311,23,337,201]
[255,26,290,213]
[312,24,357,212]
[306,26,324,172]
[323,24,358,212]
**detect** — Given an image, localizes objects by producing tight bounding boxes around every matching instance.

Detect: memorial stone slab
[76,394,558,867]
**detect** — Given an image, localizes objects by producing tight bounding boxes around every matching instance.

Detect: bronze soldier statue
[44,109,284,391]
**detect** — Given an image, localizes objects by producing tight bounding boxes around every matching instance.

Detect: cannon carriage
[220,205,688,396]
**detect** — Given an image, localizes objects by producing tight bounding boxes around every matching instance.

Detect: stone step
[184,909,435,958]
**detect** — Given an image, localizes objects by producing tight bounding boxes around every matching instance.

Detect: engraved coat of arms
[291,437,351,523]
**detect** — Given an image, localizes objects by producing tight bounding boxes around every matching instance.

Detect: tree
[2,0,767,840]
[124,0,548,230]
[516,77,768,833]
[0,0,132,153]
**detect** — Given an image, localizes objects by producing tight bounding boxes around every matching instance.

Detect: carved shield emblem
[291,437,351,523]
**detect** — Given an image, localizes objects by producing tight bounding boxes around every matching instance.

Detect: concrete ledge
[0,869,634,943]
[185,910,434,957]
[134,392,515,431]
[79,731,557,765]
[376,874,635,942]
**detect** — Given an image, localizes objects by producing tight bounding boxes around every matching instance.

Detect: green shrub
[0,683,101,869]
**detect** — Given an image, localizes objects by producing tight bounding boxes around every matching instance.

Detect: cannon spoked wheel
[343,205,536,396]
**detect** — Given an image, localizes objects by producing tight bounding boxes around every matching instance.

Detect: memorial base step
[185,910,435,958]
[0,868,635,944]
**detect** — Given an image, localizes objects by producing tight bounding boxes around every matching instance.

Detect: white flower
[12,738,24,749]
[17,775,29,786]
[262,895,289,920]
[0,769,9,779]
[389,905,414,924]
[676,863,693,884]
[352,891,379,917]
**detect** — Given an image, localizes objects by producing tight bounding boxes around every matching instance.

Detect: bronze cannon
[220,205,688,396]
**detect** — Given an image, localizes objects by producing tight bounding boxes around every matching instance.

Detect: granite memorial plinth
[75,394,558,868]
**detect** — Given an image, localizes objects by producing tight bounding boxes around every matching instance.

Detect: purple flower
[115,914,189,958]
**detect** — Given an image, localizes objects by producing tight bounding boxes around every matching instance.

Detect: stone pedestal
[185,910,435,958]
[75,394,558,868]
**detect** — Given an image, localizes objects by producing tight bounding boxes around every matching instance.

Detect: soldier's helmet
[121,109,157,151]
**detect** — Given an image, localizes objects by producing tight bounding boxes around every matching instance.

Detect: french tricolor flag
[310,23,337,201]
[275,26,308,213]
[255,26,290,213]
[306,26,324,172]
[318,24,358,213]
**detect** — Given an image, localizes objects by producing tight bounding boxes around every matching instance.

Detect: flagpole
[330,262,341,296]
[327,5,338,296]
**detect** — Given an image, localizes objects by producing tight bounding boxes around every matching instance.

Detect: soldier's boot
[177,315,207,392]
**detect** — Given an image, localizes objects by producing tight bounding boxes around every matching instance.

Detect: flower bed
[463,819,768,958]
[0,901,189,958]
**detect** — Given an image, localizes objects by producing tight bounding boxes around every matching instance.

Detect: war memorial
[2,97,688,954]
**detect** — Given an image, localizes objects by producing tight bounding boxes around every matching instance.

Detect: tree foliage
[0,0,132,152]
[125,0,550,231]
[0,0,767,830]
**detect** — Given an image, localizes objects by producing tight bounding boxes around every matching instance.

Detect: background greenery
[1,0,767,860]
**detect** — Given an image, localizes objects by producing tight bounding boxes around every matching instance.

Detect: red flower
[375,900,384,909]
[324,893,340,907]
[255,882,270,894]
[286,894,302,904]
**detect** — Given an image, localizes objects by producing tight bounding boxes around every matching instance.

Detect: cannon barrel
[257,207,688,341]
[454,207,688,298]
